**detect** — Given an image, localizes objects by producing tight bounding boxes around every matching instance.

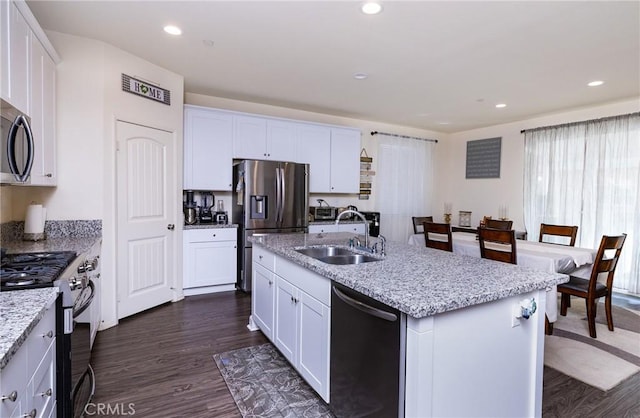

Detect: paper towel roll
[25,204,46,234]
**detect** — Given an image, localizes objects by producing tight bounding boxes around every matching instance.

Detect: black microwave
[1,98,34,184]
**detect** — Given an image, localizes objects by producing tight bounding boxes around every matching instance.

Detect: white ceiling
[27,1,640,133]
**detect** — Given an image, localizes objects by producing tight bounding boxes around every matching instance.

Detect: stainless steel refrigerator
[233,160,309,292]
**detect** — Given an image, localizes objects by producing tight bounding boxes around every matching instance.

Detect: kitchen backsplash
[0,220,102,243]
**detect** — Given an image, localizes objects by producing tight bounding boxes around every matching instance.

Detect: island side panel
[405,289,546,418]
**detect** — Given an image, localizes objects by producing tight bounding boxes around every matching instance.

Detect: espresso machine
[184,190,197,225]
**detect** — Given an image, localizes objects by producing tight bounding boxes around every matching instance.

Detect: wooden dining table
[408,231,598,323]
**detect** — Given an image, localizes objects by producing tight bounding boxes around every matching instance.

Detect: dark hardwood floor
[90,291,640,417]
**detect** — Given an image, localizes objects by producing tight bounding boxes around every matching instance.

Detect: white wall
[435,98,640,232]
[10,31,185,330]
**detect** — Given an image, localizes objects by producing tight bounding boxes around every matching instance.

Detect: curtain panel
[377,136,434,243]
[523,113,640,293]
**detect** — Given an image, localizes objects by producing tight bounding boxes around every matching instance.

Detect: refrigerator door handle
[279,167,286,226]
[275,166,282,225]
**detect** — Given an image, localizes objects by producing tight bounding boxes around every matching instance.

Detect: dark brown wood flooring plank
[90,291,267,417]
[90,290,639,417]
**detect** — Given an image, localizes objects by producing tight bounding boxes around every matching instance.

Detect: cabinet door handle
[268,280,272,285]
[22,409,36,418]
[1,390,17,402]
[259,255,263,260]
[167,224,175,230]
[42,330,54,339]
[40,388,52,397]
[212,234,216,237]
[45,173,52,177]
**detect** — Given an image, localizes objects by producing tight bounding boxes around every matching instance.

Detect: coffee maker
[184,190,197,225]
[199,192,215,223]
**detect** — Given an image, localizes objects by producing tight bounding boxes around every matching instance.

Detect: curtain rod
[371,130,438,143]
[520,112,640,134]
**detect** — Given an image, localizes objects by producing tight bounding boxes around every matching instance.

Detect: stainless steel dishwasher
[330,282,406,418]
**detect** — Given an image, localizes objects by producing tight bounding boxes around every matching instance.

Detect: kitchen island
[249,232,568,417]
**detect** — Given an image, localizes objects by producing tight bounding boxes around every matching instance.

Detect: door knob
[167,224,175,230]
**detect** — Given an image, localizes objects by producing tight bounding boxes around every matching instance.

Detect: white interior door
[116,121,176,320]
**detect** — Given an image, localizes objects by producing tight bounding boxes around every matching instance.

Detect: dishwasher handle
[332,285,397,322]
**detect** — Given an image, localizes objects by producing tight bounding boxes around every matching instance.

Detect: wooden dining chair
[557,233,627,338]
[539,223,578,246]
[423,222,453,252]
[412,216,433,234]
[484,219,513,230]
[478,227,517,264]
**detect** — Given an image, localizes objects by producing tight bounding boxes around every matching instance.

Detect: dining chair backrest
[539,223,578,246]
[478,227,517,264]
[412,216,433,234]
[484,219,513,230]
[423,222,453,252]
[556,233,627,338]
[588,234,627,290]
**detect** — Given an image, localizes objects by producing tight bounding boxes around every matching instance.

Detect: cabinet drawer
[28,342,56,418]
[185,227,237,243]
[1,343,27,417]
[253,246,275,271]
[27,304,56,367]
[276,257,330,306]
[308,224,338,234]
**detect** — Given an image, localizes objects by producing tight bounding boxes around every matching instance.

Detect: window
[523,113,640,293]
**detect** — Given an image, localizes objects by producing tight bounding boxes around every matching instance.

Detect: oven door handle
[73,279,95,318]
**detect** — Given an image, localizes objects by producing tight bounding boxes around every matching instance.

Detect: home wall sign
[465,137,501,179]
[122,74,171,105]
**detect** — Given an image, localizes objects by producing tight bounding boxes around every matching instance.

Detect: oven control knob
[69,277,85,290]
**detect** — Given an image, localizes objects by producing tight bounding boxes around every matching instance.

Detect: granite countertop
[0,288,59,369]
[250,232,569,318]
[2,235,101,255]
[183,223,238,230]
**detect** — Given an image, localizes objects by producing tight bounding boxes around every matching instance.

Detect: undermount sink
[295,246,382,265]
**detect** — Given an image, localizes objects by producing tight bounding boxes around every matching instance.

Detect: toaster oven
[310,206,337,220]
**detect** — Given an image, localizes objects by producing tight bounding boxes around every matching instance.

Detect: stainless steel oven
[57,255,99,418]
[0,249,98,418]
[1,98,34,184]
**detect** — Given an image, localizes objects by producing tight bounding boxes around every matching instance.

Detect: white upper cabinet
[184,106,233,190]
[233,115,266,160]
[266,120,297,162]
[296,125,360,193]
[329,128,360,193]
[184,105,360,194]
[233,116,297,162]
[296,124,331,193]
[29,36,56,185]
[1,1,30,114]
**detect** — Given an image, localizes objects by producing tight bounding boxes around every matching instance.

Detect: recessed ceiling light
[353,73,369,80]
[588,80,604,87]
[495,103,507,108]
[361,2,383,15]
[163,25,182,36]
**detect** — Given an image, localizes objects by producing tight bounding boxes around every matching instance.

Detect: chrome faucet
[372,234,387,256]
[336,210,370,250]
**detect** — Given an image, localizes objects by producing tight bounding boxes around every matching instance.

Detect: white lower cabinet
[183,227,237,295]
[1,298,56,418]
[252,263,276,340]
[252,248,331,403]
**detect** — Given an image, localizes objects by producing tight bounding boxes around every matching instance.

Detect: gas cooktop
[1,251,77,291]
